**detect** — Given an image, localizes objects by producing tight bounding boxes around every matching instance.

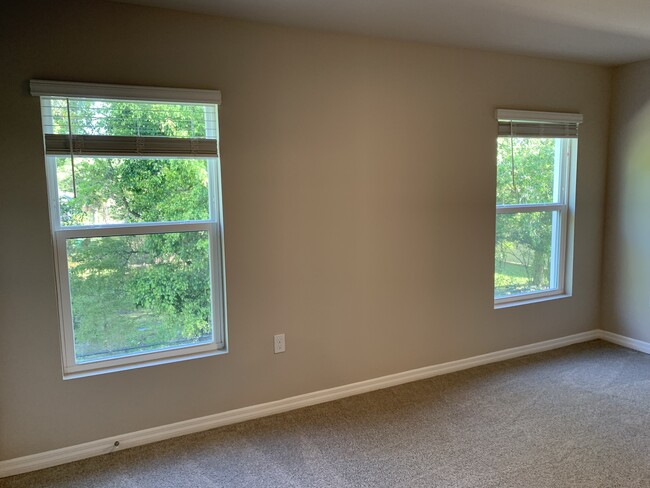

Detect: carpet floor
[3,340,650,487]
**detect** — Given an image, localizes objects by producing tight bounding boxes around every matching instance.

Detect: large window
[31,80,227,377]
[494,109,581,306]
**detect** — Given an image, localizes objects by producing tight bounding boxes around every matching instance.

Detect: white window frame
[32,81,228,378]
[494,109,581,308]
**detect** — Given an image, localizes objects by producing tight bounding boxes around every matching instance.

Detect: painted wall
[0,0,611,460]
[601,61,650,341]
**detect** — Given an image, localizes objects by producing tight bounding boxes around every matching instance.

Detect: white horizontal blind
[496,109,583,138]
[31,80,220,159]
[497,122,578,138]
[44,134,218,157]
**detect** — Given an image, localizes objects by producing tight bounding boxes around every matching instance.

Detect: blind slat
[497,121,579,138]
[497,109,582,138]
[44,134,219,158]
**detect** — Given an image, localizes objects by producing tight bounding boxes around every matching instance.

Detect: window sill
[62,348,227,380]
[494,293,572,310]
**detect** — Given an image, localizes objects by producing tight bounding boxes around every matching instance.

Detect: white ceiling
[116,0,650,65]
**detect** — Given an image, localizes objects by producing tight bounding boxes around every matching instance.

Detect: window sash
[54,225,225,376]
[49,155,219,228]
[494,207,568,305]
[41,95,221,228]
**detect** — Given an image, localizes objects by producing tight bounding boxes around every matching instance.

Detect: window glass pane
[67,231,213,364]
[495,211,557,298]
[56,157,210,226]
[46,98,215,139]
[496,137,560,205]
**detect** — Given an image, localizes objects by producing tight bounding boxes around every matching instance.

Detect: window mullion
[56,221,214,239]
[496,203,564,214]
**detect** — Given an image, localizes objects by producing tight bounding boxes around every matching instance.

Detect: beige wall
[602,61,650,341]
[0,0,611,460]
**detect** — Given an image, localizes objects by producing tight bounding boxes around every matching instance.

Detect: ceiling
[115,0,650,65]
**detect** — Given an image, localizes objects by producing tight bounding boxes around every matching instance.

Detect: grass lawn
[495,261,530,296]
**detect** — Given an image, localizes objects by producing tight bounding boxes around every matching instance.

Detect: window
[31,80,227,377]
[494,109,581,306]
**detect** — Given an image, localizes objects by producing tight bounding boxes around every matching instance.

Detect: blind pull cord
[66,98,77,198]
[136,119,143,155]
[509,121,518,202]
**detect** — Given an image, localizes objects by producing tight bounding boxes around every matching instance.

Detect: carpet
[3,340,650,487]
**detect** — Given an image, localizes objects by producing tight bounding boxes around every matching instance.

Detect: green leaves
[57,157,209,225]
[495,137,558,297]
[495,212,554,297]
[51,99,208,138]
[56,99,216,362]
[496,137,555,206]
[68,232,212,362]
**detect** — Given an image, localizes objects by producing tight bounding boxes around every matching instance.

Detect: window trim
[496,109,583,125]
[494,110,579,307]
[33,81,228,378]
[30,79,221,104]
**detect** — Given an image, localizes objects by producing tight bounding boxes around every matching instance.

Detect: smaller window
[494,109,581,307]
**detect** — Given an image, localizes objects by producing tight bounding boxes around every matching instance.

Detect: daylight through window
[494,109,581,306]
[31,80,227,376]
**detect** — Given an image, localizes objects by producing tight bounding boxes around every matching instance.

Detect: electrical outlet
[274,334,286,354]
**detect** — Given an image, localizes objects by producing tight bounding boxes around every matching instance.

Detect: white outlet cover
[274,334,285,353]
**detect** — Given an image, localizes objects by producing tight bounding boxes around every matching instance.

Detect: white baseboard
[598,329,650,354]
[0,329,606,479]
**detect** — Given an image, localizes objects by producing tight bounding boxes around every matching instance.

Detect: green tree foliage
[495,137,557,297]
[53,99,215,362]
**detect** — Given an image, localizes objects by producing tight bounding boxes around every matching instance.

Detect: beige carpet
[3,340,650,487]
